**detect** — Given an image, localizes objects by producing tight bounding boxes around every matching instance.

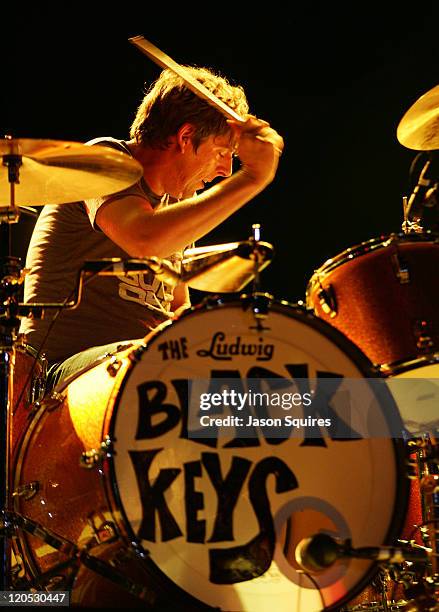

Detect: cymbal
[181,241,274,292]
[0,138,143,206]
[397,84,439,151]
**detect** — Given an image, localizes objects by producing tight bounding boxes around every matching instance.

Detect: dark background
[4,4,439,305]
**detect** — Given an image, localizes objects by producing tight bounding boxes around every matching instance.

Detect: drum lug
[240,292,272,329]
[80,436,113,469]
[30,355,47,404]
[391,253,410,284]
[44,391,66,411]
[106,356,122,377]
[12,481,40,501]
[27,400,42,417]
[317,286,337,318]
[87,515,118,545]
[414,320,435,352]
[129,343,147,364]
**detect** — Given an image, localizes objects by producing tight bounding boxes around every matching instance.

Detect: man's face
[182,132,237,193]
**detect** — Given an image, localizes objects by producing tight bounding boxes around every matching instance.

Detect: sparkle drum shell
[12,300,408,611]
[306,233,439,368]
[12,344,46,461]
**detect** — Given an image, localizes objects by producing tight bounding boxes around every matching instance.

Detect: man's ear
[176,123,196,153]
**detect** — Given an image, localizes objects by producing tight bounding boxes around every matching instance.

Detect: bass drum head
[110,299,407,612]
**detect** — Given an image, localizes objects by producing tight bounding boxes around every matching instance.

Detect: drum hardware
[106,355,123,377]
[373,571,391,612]
[12,482,39,502]
[87,516,118,545]
[184,224,276,329]
[402,154,439,235]
[82,257,181,287]
[316,283,337,318]
[397,575,439,612]
[239,291,273,332]
[28,358,47,407]
[398,436,439,610]
[413,320,435,353]
[181,236,274,293]
[80,436,113,469]
[11,342,48,411]
[402,191,424,235]
[391,253,411,284]
[250,223,263,293]
[419,444,439,580]
[110,546,144,569]
[11,512,77,557]
[11,510,157,603]
[12,557,79,591]
[43,391,66,412]
[0,233,29,588]
[128,342,147,365]
[74,552,156,604]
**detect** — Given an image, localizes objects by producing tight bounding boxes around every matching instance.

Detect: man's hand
[227,115,284,187]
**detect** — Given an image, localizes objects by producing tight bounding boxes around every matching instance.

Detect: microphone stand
[245,224,272,332]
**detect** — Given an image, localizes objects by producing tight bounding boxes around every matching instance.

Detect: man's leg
[46,340,136,391]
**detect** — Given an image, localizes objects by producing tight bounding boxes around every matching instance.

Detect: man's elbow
[123,233,171,259]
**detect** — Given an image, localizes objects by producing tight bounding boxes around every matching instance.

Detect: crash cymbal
[397,84,439,151]
[181,241,274,292]
[0,138,143,206]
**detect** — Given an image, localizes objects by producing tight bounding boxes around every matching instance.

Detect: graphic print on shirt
[117,272,173,314]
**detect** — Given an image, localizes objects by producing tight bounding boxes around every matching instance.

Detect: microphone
[82,257,180,285]
[295,533,430,573]
[406,155,439,221]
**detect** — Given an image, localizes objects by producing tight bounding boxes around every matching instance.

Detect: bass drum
[12,298,408,611]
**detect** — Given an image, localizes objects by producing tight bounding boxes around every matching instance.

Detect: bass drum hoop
[106,296,410,611]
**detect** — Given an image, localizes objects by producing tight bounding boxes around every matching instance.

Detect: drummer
[20,66,284,389]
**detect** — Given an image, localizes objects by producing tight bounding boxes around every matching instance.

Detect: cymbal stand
[402,195,423,235]
[245,224,272,332]
[0,150,27,590]
[250,224,262,293]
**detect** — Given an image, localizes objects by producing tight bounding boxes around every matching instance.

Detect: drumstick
[129,35,245,123]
